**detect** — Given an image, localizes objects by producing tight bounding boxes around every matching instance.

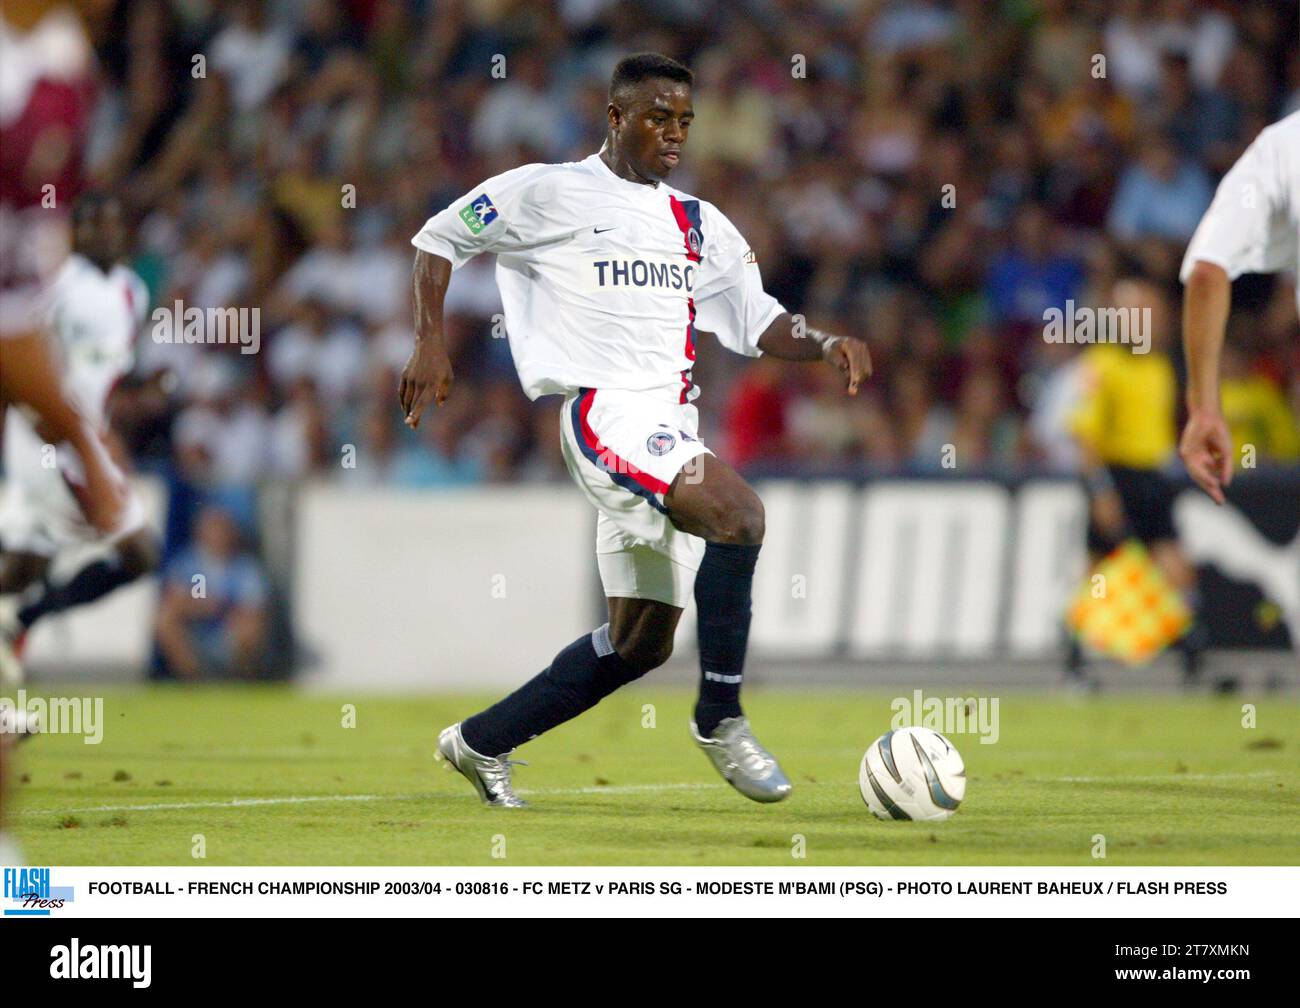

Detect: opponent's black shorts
[1085,464,1178,554]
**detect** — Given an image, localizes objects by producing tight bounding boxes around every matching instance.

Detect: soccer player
[1067,273,1206,683]
[0,194,158,690]
[1179,110,1300,504]
[400,54,871,807]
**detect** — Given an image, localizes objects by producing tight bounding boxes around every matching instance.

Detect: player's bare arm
[0,332,127,534]
[755,312,872,395]
[1179,259,1234,504]
[399,249,455,429]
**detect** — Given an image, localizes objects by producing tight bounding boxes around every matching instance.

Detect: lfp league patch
[458,193,498,234]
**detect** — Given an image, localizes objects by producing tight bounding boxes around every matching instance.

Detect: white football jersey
[411,152,785,404]
[4,254,143,472]
[42,253,147,429]
[1181,110,1300,315]
[2,253,145,528]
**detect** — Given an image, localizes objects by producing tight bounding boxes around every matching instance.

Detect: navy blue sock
[18,558,140,629]
[693,541,761,737]
[461,624,644,756]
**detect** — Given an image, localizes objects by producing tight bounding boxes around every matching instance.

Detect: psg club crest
[647,431,676,456]
[686,227,702,257]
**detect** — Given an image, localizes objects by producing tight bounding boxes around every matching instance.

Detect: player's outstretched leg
[0,333,128,537]
[666,454,791,803]
[0,531,159,666]
[437,597,680,807]
[0,551,47,692]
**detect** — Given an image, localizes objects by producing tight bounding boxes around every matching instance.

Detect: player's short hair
[609,53,693,104]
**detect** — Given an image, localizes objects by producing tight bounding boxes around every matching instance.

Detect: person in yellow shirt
[1219,345,1300,462]
[1068,274,1205,683]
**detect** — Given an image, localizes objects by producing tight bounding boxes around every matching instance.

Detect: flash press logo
[891,690,1000,744]
[3,867,75,916]
[151,299,260,354]
[50,940,152,988]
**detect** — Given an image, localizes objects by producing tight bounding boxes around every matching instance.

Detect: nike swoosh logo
[593,226,618,234]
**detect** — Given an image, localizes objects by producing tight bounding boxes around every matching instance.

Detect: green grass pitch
[8,686,1298,865]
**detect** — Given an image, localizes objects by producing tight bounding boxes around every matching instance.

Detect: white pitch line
[16,782,724,817]
[17,772,1280,818]
[17,794,402,816]
[1046,771,1279,783]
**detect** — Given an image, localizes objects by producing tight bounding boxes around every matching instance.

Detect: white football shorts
[559,387,711,608]
[0,411,144,556]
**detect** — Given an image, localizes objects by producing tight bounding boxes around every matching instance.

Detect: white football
[859,726,966,822]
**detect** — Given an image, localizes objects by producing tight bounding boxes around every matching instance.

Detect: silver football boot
[436,723,528,808]
[691,716,792,803]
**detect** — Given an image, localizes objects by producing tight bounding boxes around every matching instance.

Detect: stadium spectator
[1107,133,1214,243]
[155,505,269,680]
[391,400,485,489]
[949,364,1022,470]
[0,0,1289,497]
[892,361,952,472]
[1219,345,1300,464]
[267,298,366,402]
[986,204,1086,328]
[1152,52,1240,168]
[724,355,790,467]
[209,1,292,113]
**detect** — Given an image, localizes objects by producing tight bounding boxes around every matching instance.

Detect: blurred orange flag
[1066,541,1192,666]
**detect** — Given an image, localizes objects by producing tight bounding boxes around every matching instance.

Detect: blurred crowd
[5,0,1300,503]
